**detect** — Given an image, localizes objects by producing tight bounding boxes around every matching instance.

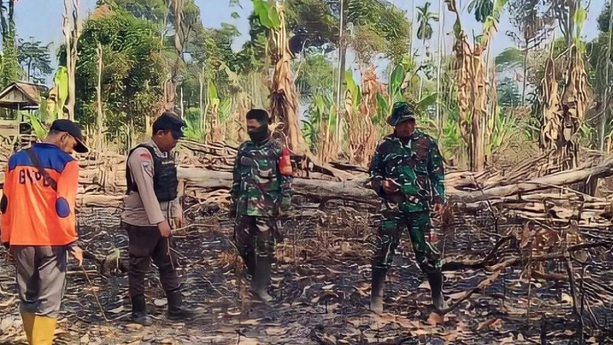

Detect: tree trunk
[96,43,104,151]
[600,0,613,152]
[335,0,346,154]
[521,46,528,105]
[199,65,204,141]
[63,0,80,121]
[436,2,444,138]
[269,3,304,153]
[180,87,184,118]
[27,60,32,82]
[169,0,185,111]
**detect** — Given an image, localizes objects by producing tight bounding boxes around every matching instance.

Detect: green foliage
[388,64,405,99]
[17,38,52,83]
[598,2,612,33]
[51,67,69,121]
[347,0,411,63]
[497,77,521,107]
[100,0,168,23]
[0,0,21,88]
[487,107,520,155]
[286,0,338,51]
[27,112,47,139]
[495,47,523,71]
[416,2,438,41]
[73,8,166,136]
[345,69,361,106]
[468,0,494,23]
[295,53,336,99]
[302,91,336,152]
[183,107,202,139]
[251,0,281,29]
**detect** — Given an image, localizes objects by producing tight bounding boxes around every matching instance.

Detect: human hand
[382,179,399,194]
[158,220,172,238]
[69,246,83,266]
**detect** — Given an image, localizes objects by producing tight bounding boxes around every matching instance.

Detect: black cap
[50,119,89,153]
[152,112,186,138]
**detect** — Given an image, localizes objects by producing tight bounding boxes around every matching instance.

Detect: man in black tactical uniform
[122,112,193,325]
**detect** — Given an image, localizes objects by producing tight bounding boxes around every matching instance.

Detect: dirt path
[1,208,612,344]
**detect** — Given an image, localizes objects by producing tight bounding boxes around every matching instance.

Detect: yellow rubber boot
[20,311,35,343]
[30,316,57,345]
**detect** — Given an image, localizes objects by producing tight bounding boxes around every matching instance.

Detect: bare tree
[63,0,81,121]
[506,0,555,104]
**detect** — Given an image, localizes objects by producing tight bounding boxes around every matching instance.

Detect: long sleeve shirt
[1,143,79,246]
[121,140,181,227]
[230,138,292,218]
[369,130,445,213]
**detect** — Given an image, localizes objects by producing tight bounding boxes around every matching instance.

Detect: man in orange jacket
[1,119,88,345]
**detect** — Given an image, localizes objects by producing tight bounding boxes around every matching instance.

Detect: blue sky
[12,0,607,82]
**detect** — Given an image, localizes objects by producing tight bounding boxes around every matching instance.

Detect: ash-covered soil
[1,204,612,345]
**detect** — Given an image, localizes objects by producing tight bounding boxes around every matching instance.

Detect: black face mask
[248,125,270,144]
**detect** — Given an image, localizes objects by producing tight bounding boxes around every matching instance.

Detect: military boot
[167,289,195,320]
[130,295,153,326]
[427,270,447,311]
[242,251,256,278]
[251,256,273,302]
[370,267,387,313]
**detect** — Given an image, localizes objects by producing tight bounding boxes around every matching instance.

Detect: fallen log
[450,157,613,203]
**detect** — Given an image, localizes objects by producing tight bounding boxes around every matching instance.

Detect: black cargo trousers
[125,224,181,297]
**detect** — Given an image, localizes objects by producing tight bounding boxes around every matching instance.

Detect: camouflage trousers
[372,211,441,273]
[233,216,276,260]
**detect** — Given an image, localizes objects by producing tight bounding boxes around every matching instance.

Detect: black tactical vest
[126,144,178,202]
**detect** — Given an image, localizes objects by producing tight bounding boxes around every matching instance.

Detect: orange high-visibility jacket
[1,143,79,246]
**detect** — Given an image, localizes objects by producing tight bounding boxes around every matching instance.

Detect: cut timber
[177,168,377,205]
[450,157,613,203]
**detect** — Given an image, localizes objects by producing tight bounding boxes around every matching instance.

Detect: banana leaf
[388,65,405,98]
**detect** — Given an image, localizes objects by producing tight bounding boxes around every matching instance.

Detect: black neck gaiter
[248,125,270,144]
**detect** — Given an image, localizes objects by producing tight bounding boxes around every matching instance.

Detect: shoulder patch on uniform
[140,151,152,160]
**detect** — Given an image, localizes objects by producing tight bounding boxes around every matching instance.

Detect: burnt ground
[1,203,613,345]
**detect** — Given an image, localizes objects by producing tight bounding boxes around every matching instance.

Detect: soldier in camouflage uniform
[230,109,292,302]
[369,101,446,313]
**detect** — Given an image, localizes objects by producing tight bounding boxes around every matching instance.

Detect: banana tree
[45,67,69,124]
[303,92,337,162]
[251,0,305,153]
[445,0,509,171]
[375,64,438,129]
[206,81,221,143]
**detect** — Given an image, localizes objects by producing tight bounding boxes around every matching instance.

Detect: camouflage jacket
[369,130,445,213]
[231,137,292,218]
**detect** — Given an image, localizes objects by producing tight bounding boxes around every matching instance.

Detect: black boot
[427,270,447,311]
[242,251,256,278]
[166,289,195,320]
[130,295,153,326]
[370,267,387,313]
[251,256,273,302]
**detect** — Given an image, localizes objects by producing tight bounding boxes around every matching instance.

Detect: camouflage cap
[387,101,416,127]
